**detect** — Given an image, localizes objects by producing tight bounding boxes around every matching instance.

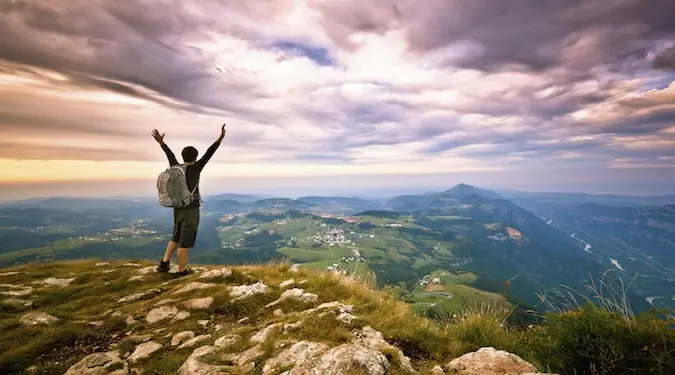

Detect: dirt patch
[424,283,445,292]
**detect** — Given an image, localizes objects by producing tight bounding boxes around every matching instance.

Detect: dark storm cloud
[402,0,675,73]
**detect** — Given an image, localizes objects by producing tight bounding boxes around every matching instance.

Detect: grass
[1,259,674,375]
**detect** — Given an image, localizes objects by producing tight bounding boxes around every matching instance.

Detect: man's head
[182,146,199,163]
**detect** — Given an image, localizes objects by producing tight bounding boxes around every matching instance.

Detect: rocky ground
[0,260,557,375]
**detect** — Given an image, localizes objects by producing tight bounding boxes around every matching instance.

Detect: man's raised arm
[152,129,179,166]
[197,124,226,170]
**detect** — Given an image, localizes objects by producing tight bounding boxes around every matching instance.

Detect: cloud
[0,0,674,183]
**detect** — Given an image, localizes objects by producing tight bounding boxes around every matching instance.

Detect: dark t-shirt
[161,141,221,209]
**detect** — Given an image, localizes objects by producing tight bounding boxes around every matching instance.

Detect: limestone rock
[185,297,214,310]
[279,279,295,289]
[283,321,303,333]
[302,301,354,316]
[223,344,265,366]
[266,288,318,308]
[118,289,162,304]
[198,320,209,326]
[103,270,115,274]
[289,344,389,375]
[229,282,269,301]
[128,276,145,282]
[444,347,551,375]
[155,298,179,306]
[136,266,157,275]
[237,317,250,324]
[123,263,142,267]
[173,311,191,321]
[43,277,76,287]
[64,351,129,375]
[431,365,445,375]
[179,346,230,375]
[19,311,59,325]
[1,285,32,296]
[289,264,300,273]
[128,334,153,343]
[178,334,212,349]
[128,342,162,363]
[0,271,22,276]
[172,331,196,347]
[250,323,283,343]
[352,326,416,373]
[199,268,232,279]
[273,308,284,317]
[337,312,358,324]
[262,341,329,375]
[146,306,178,323]
[215,334,241,348]
[126,315,138,325]
[95,262,111,267]
[2,298,32,307]
[174,282,217,295]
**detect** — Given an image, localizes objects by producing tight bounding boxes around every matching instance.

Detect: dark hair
[181,146,198,162]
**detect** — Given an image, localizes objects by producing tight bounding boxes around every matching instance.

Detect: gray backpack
[156,165,197,208]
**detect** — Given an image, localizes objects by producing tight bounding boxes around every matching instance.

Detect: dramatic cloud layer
[1,0,674,183]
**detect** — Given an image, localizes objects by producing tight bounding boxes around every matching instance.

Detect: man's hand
[218,123,227,141]
[152,129,165,145]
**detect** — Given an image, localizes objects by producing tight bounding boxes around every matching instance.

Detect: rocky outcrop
[174,282,216,295]
[64,351,129,375]
[179,346,230,375]
[266,288,318,308]
[290,344,390,375]
[19,311,59,325]
[444,347,557,375]
[118,289,162,304]
[229,282,269,301]
[145,306,178,323]
[352,326,416,373]
[262,341,329,375]
[128,342,162,363]
[172,331,196,347]
[184,297,214,310]
[42,277,75,287]
[199,268,232,279]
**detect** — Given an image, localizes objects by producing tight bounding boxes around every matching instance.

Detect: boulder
[352,326,416,373]
[118,289,161,304]
[250,323,283,343]
[172,331,196,347]
[266,288,318,308]
[64,351,129,375]
[95,262,111,267]
[173,311,191,321]
[229,282,269,301]
[43,277,76,287]
[185,297,214,310]
[199,268,233,279]
[146,306,178,323]
[174,282,217,295]
[279,279,295,289]
[128,342,162,363]
[262,341,329,375]
[215,334,241,348]
[289,344,389,375]
[223,344,265,366]
[19,311,59,325]
[178,334,213,349]
[444,347,556,375]
[179,346,231,375]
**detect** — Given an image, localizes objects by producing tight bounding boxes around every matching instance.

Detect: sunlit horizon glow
[1,0,674,197]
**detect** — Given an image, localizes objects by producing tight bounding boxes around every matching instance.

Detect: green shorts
[171,207,200,248]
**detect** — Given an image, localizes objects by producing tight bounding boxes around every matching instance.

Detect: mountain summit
[441,184,503,200]
[0,260,557,375]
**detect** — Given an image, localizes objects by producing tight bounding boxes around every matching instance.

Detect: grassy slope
[1,260,675,375]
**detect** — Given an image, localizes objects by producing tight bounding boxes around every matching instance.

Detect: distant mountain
[502,191,675,209]
[441,183,503,200]
[385,184,502,210]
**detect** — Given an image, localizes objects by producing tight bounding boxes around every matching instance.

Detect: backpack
[156,164,198,208]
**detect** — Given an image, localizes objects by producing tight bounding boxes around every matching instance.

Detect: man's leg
[158,209,181,272]
[177,207,200,275]
[162,240,179,262]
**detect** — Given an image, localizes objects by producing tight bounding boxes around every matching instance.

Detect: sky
[1,0,675,199]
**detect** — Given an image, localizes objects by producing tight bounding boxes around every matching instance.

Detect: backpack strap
[180,164,199,196]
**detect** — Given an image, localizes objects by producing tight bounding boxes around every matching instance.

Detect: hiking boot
[176,268,194,277]
[157,260,170,273]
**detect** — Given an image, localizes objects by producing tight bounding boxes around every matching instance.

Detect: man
[151,124,226,276]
